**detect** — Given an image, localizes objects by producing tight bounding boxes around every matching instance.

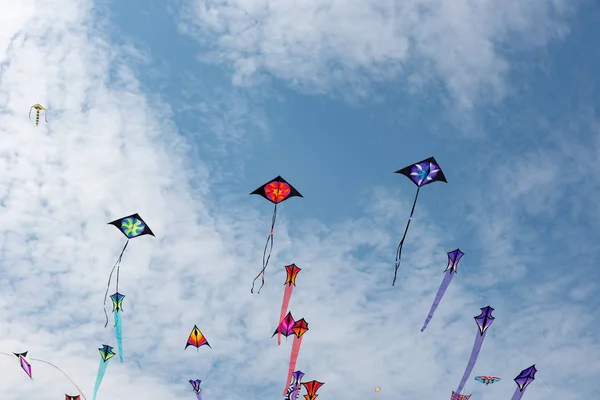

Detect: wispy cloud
[176,0,577,107]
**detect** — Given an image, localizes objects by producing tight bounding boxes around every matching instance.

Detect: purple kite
[393,157,447,286]
[189,379,203,400]
[453,306,495,398]
[510,365,537,400]
[284,370,304,400]
[421,249,464,332]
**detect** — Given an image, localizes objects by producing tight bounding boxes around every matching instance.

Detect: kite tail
[195,393,203,400]
[103,240,129,327]
[114,311,124,363]
[283,336,303,396]
[392,186,420,286]
[455,331,487,395]
[510,387,525,400]
[92,360,109,400]
[35,110,40,126]
[251,204,277,294]
[277,285,294,345]
[421,271,455,332]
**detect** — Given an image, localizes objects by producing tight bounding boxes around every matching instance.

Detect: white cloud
[0,1,597,400]
[176,0,576,107]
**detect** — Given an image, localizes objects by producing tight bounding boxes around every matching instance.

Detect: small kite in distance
[66,396,81,400]
[250,176,303,294]
[393,157,447,285]
[474,376,500,385]
[29,104,48,126]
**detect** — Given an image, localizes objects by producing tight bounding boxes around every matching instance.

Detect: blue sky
[0,0,598,399]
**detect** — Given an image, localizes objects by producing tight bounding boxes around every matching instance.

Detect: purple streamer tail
[421,271,454,332]
[510,387,525,400]
[455,331,487,394]
[195,393,203,400]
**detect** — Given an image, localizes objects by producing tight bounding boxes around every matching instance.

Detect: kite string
[432,192,554,396]
[103,240,129,327]
[392,186,420,286]
[29,358,89,400]
[251,203,277,294]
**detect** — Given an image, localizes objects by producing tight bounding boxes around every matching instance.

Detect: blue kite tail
[92,359,109,400]
[114,311,124,363]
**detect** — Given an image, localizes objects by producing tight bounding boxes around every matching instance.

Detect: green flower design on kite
[120,217,146,238]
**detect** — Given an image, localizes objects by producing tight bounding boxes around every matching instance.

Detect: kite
[453,306,495,398]
[0,351,88,399]
[393,157,447,285]
[273,311,296,342]
[301,380,324,400]
[189,379,203,400]
[511,365,537,400]
[29,104,48,126]
[13,351,32,379]
[475,376,500,385]
[66,396,81,400]
[92,344,115,400]
[283,318,309,396]
[284,370,305,400]
[250,176,303,294]
[110,292,125,362]
[102,213,154,355]
[375,387,381,392]
[421,249,464,332]
[186,325,211,350]
[277,264,301,345]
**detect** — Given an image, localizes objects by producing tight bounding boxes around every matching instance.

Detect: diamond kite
[511,365,537,400]
[250,176,303,293]
[453,306,495,398]
[29,104,48,126]
[13,351,32,379]
[276,264,301,345]
[474,376,500,385]
[92,345,115,400]
[102,213,154,361]
[393,157,447,285]
[421,249,464,332]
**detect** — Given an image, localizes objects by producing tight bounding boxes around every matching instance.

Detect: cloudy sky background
[0,0,598,399]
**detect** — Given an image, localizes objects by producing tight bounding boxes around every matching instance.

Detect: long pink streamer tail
[283,336,303,395]
[277,286,294,345]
